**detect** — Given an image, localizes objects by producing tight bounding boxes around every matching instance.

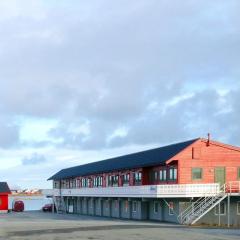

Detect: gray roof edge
[48,138,200,180]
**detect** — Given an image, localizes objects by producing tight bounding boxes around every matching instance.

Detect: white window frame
[132,201,137,212]
[114,200,118,210]
[105,200,109,210]
[214,202,226,215]
[237,202,240,215]
[125,200,128,212]
[154,201,159,214]
[168,202,174,215]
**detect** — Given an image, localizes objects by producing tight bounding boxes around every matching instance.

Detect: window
[54,181,58,188]
[93,176,103,187]
[238,168,240,179]
[192,168,203,180]
[168,202,174,215]
[154,201,159,213]
[132,201,137,212]
[113,175,119,187]
[107,175,112,186]
[159,169,167,181]
[169,168,177,181]
[107,175,119,187]
[105,200,109,209]
[215,202,226,215]
[81,178,88,188]
[154,171,158,181]
[134,172,142,185]
[237,202,240,215]
[123,174,130,185]
[77,179,80,188]
[87,178,91,187]
[125,201,128,212]
[114,200,118,209]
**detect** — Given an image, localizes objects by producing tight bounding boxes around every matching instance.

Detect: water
[9,195,52,211]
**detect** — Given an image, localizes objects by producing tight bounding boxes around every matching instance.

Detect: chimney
[207,133,210,146]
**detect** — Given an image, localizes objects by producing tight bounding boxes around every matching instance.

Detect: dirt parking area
[0,211,240,240]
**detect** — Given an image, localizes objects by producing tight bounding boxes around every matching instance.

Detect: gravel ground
[0,211,240,240]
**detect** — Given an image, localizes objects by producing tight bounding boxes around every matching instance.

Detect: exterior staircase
[53,196,67,214]
[178,181,240,225]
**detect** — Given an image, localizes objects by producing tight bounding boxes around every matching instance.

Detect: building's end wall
[177,140,240,184]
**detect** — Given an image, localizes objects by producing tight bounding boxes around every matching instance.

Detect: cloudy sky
[0,0,239,189]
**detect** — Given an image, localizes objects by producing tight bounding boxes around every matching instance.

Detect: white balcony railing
[53,183,220,198]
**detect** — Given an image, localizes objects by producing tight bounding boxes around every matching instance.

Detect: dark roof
[0,182,11,193]
[48,138,199,180]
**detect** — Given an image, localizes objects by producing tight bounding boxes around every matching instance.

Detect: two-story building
[49,138,240,226]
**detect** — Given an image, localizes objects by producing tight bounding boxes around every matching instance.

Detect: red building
[0,182,10,213]
[49,138,240,226]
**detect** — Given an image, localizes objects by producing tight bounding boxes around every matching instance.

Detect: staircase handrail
[178,183,226,224]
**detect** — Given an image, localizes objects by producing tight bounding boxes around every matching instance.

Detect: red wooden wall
[0,194,9,211]
[170,139,240,184]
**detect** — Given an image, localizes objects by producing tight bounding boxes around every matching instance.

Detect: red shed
[0,182,11,213]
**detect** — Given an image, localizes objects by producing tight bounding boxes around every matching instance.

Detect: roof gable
[48,138,199,180]
[200,138,240,152]
[0,182,11,194]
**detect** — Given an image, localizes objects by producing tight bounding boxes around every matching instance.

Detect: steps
[178,184,227,225]
[53,196,67,214]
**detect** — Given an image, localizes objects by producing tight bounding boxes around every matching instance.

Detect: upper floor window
[123,174,130,185]
[69,179,76,188]
[169,168,177,181]
[93,176,103,187]
[77,179,81,188]
[53,181,60,189]
[134,172,142,185]
[159,169,167,181]
[87,178,91,187]
[113,175,119,186]
[238,167,240,179]
[81,178,88,188]
[61,180,66,188]
[192,168,203,180]
[107,175,119,187]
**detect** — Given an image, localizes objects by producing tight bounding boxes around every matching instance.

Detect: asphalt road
[0,211,240,240]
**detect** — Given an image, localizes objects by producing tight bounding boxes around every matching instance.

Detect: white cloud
[0,0,239,188]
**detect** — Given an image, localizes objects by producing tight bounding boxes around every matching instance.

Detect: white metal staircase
[53,196,67,214]
[178,181,240,225]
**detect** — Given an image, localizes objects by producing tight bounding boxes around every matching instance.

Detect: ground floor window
[154,201,159,213]
[125,201,128,212]
[105,200,109,210]
[168,202,174,215]
[114,200,118,209]
[132,201,137,212]
[237,202,240,215]
[215,202,226,215]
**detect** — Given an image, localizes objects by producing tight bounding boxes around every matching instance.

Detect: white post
[227,194,230,228]
[218,203,221,226]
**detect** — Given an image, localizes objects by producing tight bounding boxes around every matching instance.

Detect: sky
[0,0,239,189]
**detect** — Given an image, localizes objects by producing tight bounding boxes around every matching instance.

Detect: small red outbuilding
[0,182,11,213]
